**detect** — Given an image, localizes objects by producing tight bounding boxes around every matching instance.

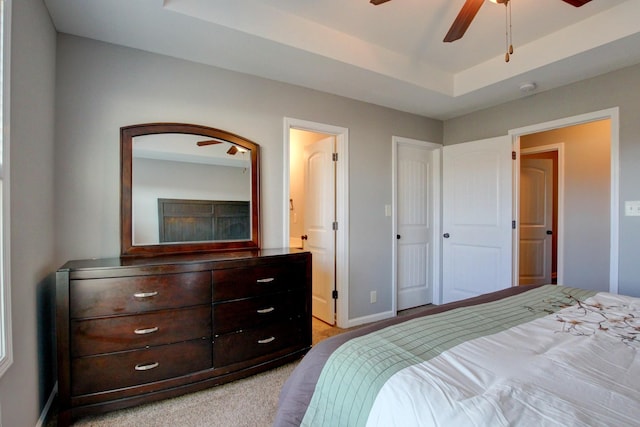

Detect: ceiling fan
[369,0,591,62]
[197,139,240,155]
[442,0,592,43]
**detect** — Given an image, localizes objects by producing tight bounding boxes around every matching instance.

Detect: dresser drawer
[213,290,306,335]
[71,305,211,357]
[70,271,211,318]
[213,321,305,367]
[212,262,306,301]
[71,339,212,396]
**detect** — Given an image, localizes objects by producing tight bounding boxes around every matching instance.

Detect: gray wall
[444,63,640,297]
[133,158,249,244]
[0,0,57,426]
[53,35,442,324]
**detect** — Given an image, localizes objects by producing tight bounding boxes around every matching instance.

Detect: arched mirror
[121,123,260,256]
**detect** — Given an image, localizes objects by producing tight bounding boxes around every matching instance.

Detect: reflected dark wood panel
[158,199,249,243]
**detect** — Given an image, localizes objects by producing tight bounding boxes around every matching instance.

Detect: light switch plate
[625,200,640,216]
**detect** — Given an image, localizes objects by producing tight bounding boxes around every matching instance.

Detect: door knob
[443,233,450,238]
[397,234,401,240]
[301,235,308,240]
[546,230,553,235]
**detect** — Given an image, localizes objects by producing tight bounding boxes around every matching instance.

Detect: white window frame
[0,0,12,378]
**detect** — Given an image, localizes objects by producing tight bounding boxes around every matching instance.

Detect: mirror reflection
[120,123,260,257]
[132,133,252,245]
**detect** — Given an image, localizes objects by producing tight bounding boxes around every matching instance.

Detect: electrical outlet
[370,291,377,304]
[625,201,640,216]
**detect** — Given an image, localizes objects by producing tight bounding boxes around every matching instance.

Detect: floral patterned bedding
[274,285,640,427]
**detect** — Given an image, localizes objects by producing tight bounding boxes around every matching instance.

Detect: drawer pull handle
[256,278,275,283]
[258,336,275,344]
[133,291,158,298]
[134,362,159,371]
[257,307,275,314]
[134,326,159,335]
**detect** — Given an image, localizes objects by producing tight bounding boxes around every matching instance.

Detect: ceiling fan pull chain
[504,1,510,62]
[503,0,514,62]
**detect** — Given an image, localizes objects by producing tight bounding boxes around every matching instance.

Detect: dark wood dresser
[56,248,311,426]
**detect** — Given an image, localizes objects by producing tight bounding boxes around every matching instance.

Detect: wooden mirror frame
[121,123,260,257]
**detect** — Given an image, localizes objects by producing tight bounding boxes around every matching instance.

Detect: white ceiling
[43,0,640,119]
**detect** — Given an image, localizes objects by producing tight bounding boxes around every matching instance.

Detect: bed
[273,284,640,426]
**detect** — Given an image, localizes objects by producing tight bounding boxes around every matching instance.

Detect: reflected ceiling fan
[197,139,240,155]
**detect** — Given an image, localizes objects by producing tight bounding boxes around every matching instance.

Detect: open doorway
[283,118,349,328]
[515,117,614,292]
[289,129,336,325]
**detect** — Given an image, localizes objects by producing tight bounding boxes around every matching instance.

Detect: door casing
[511,107,619,294]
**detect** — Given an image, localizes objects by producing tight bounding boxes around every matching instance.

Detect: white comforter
[367,292,640,427]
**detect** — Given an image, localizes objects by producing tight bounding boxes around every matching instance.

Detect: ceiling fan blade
[227,146,239,155]
[443,0,485,43]
[561,0,591,6]
[196,139,223,146]
[370,0,392,4]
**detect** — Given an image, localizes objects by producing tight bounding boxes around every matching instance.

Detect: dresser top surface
[59,248,310,273]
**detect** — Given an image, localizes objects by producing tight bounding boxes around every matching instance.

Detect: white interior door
[442,136,513,303]
[396,142,434,310]
[304,137,336,325]
[519,157,553,285]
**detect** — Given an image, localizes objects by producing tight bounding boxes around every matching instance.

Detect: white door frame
[392,136,441,312]
[519,144,565,285]
[283,117,349,327]
[510,107,619,294]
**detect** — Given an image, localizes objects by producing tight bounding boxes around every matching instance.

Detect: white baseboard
[36,382,57,427]
[343,310,395,329]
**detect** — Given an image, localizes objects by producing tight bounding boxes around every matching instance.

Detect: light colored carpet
[51,318,352,426]
[71,361,298,427]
